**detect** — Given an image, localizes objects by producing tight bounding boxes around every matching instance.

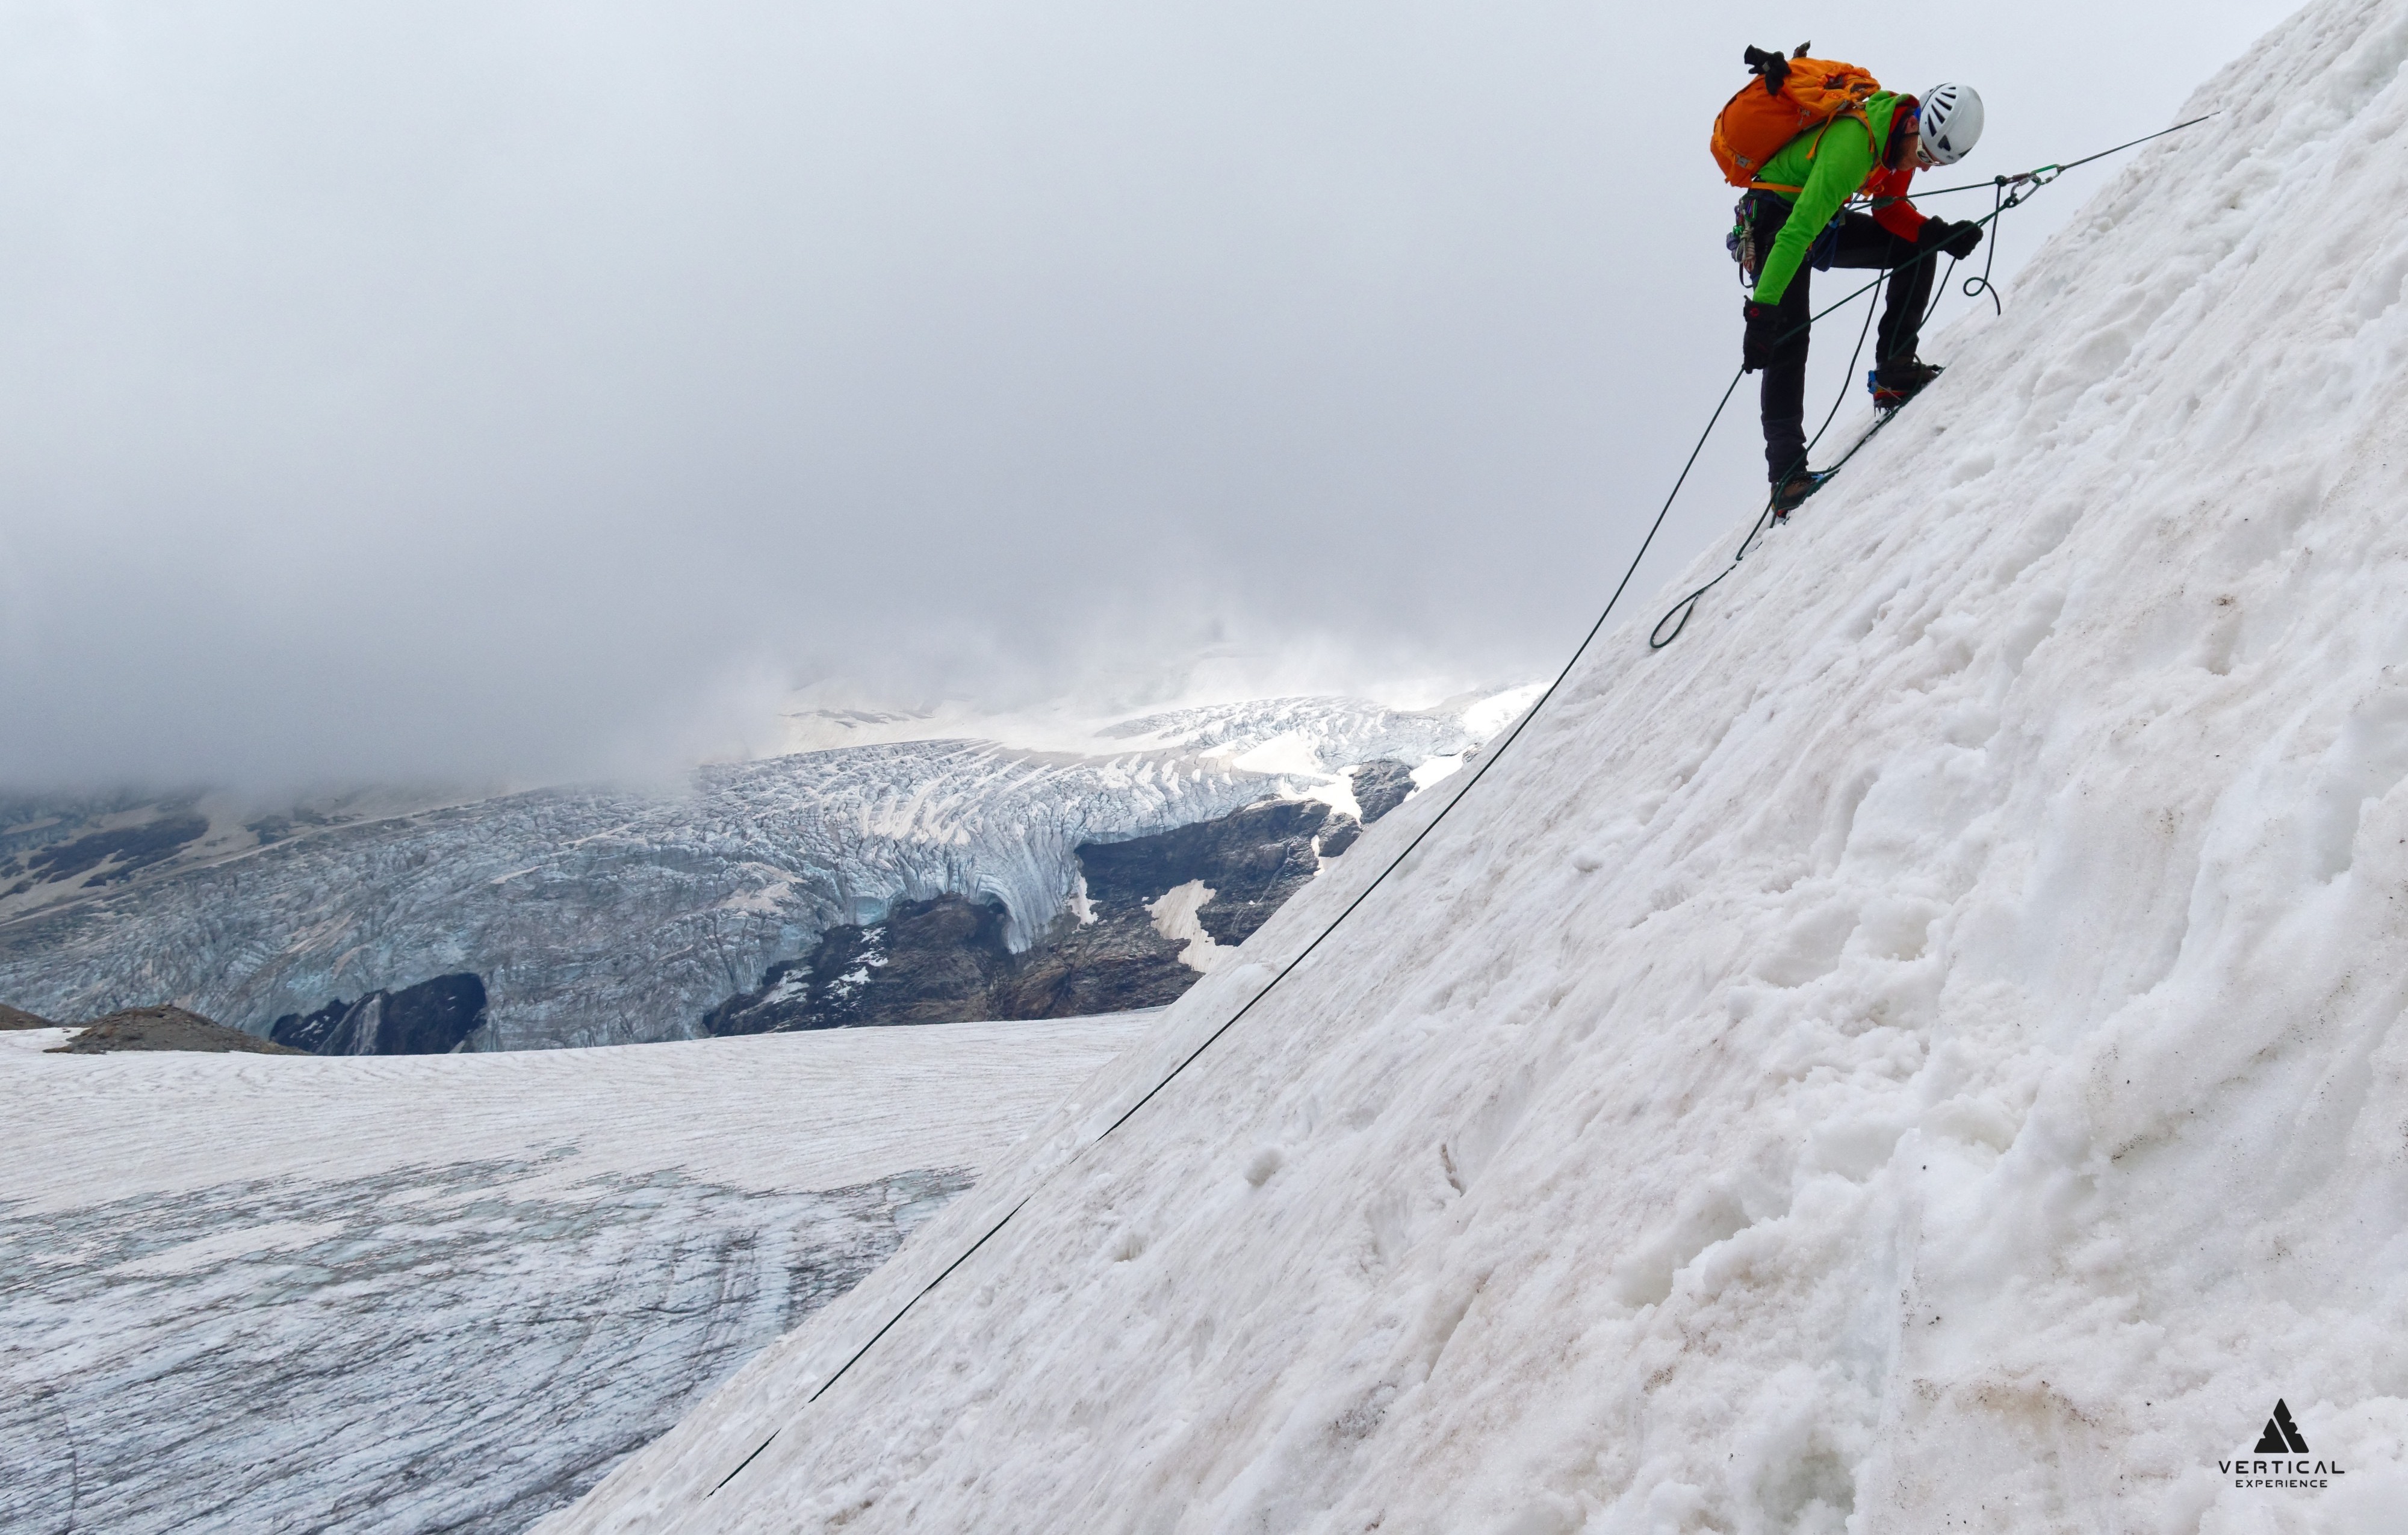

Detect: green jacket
[1751,90,1910,305]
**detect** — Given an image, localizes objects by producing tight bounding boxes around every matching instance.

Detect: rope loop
[1649,594,1702,650]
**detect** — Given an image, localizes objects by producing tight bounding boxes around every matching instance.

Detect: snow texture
[0,1017,1146,1533]
[552,5,2408,1530]
[0,694,1518,1049]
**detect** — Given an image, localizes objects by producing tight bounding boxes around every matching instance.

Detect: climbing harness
[695,111,2223,1500]
[1728,193,1848,285]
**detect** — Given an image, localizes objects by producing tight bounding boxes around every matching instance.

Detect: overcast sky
[0,0,2297,790]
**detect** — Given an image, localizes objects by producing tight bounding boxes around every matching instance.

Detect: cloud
[0,0,2292,789]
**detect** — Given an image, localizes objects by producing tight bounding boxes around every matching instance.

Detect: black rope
[707,1430,780,1497]
[1648,275,1882,650]
[1807,281,1885,462]
[1923,253,1964,329]
[1652,206,1985,653]
[1659,191,1974,653]
[695,110,2227,1498]
[702,376,1746,1490]
[1911,111,2219,198]
[701,365,1749,1499]
[1961,178,2014,315]
[708,1194,1037,1493]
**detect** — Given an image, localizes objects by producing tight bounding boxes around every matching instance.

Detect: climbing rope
[1925,113,2220,312]
[1647,274,1887,650]
[700,112,2223,1496]
[724,358,1747,1463]
[705,361,1753,1489]
[1913,112,2219,201]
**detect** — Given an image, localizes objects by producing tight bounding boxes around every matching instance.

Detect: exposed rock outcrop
[1,1002,57,1029]
[49,1006,306,1055]
[1,809,208,899]
[704,797,1356,1031]
[703,898,1019,1034]
[1348,758,1417,825]
[270,974,489,1055]
[1079,799,1334,949]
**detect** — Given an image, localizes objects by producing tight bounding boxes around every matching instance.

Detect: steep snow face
[0,693,1512,1049]
[0,1017,1147,1534]
[555,6,2408,1530]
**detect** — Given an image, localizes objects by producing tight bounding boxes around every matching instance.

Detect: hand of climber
[1741,300,1781,373]
[1918,217,1984,262]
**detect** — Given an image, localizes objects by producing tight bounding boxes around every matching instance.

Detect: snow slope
[551,5,2408,1530]
[0,692,1524,1049]
[0,1016,1147,1534]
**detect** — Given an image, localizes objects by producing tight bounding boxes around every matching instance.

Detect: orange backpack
[1710,45,1882,190]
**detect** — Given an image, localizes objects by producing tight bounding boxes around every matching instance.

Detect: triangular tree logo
[2253,1400,2309,1454]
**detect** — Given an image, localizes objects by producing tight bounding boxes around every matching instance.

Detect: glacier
[0,1016,1149,1533]
[0,692,1526,1049]
[542,4,2408,1530]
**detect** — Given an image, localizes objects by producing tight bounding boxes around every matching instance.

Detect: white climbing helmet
[1916,82,1985,166]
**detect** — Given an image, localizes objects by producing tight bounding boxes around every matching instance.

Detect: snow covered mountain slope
[774,688,1536,764]
[0,692,1522,1049]
[0,1015,1147,1534]
[551,7,2408,1531]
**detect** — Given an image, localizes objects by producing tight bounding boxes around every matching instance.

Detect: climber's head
[1914,82,1985,167]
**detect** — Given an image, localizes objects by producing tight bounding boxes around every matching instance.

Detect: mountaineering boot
[1771,467,1829,519]
[1868,359,1944,412]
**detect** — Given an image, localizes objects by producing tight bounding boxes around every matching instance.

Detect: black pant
[1748,191,1932,482]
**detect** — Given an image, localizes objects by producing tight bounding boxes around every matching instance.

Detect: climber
[1725,54,1987,513]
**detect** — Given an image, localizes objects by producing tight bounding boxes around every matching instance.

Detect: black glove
[1742,300,1781,373]
[1917,217,1984,261]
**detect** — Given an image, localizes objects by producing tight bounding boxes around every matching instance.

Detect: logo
[2254,1400,2309,1455]
[2219,1400,2345,1489]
